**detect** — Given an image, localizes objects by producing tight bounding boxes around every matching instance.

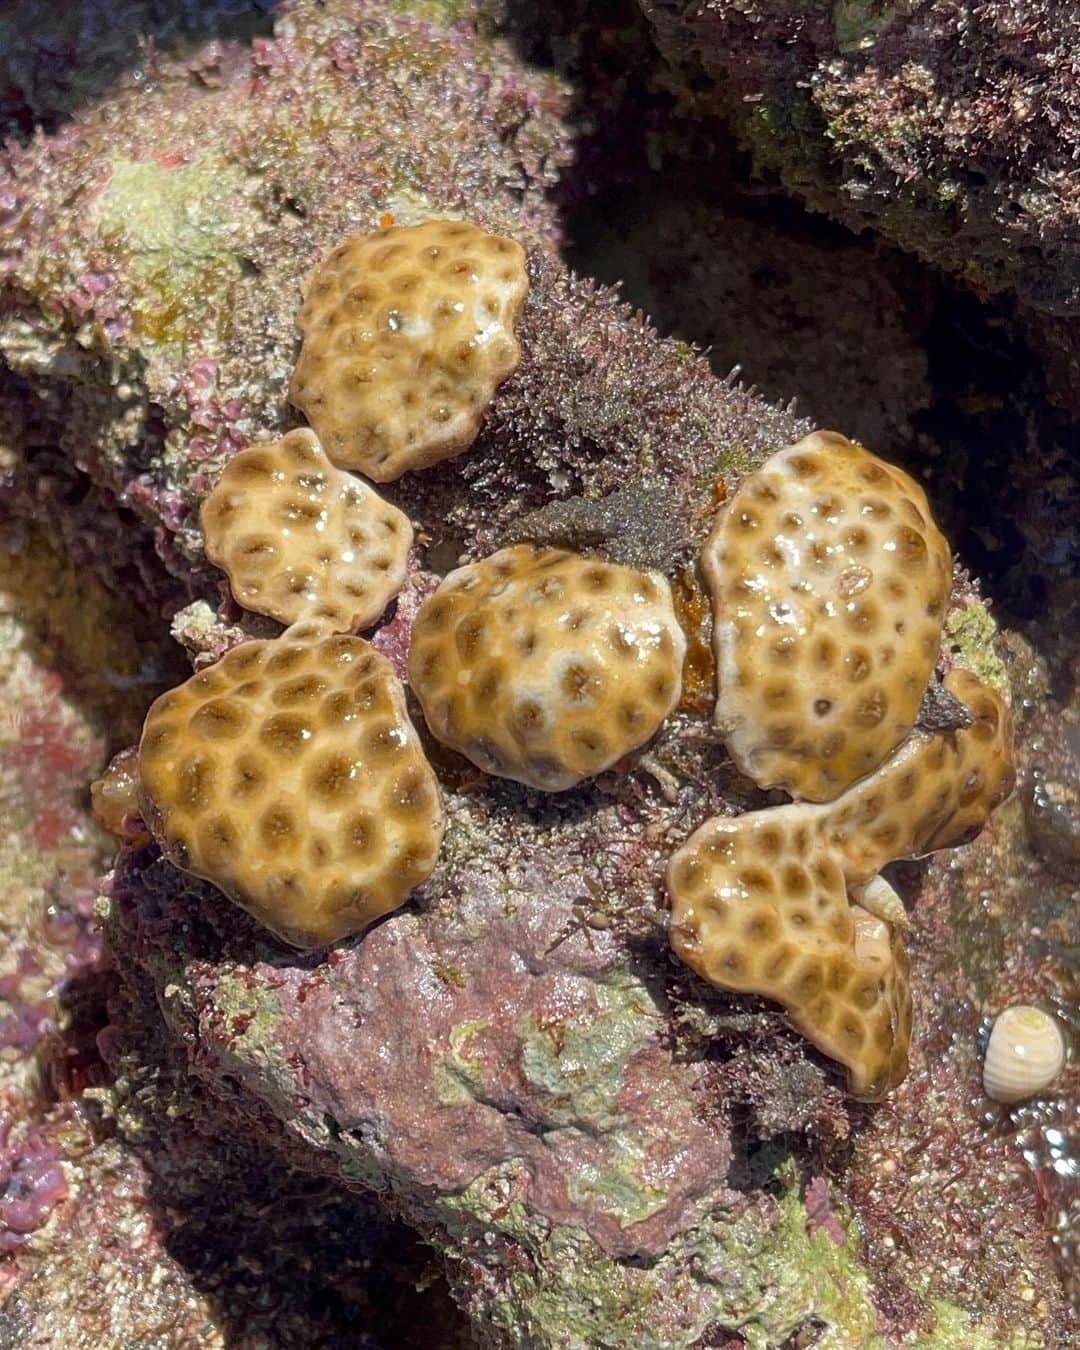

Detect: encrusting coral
[200,429,413,634]
[703,430,952,803]
[138,420,438,947]
[290,220,529,482]
[138,630,445,949]
[668,668,1015,1098]
[408,544,686,790]
[668,809,915,1099]
[825,668,1016,868]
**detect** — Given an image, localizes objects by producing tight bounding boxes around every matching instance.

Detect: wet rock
[1,1,1075,1345]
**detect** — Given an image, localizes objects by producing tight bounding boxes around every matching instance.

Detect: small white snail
[983,1005,1066,1104]
[848,875,909,928]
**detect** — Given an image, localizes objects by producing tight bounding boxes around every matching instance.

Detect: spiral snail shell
[983,1005,1066,1104]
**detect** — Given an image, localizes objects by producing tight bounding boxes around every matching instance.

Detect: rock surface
[0,1,1076,1346]
[639,0,1080,315]
[638,0,1080,418]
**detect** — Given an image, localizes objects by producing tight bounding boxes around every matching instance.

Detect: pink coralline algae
[0,1116,68,1254]
[0,962,56,1054]
[804,1176,846,1246]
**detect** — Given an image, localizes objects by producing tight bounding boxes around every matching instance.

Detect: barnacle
[668,669,1014,1097]
[703,430,952,802]
[200,429,412,633]
[289,219,528,481]
[138,632,444,949]
[408,544,686,791]
[847,874,908,928]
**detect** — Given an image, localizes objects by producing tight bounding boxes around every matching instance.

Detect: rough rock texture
[0,0,570,610]
[1,1,1077,1346]
[569,182,935,458]
[846,639,1080,1336]
[639,0,1080,315]
[637,0,1080,421]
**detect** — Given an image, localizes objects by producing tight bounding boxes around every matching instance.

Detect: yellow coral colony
[408,545,686,790]
[668,667,1015,1098]
[200,429,412,633]
[138,426,443,948]
[703,430,952,803]
[138,634,444,949]
[289,220,529,481]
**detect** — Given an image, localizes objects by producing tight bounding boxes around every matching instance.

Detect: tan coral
[408,544,686,791]
[668,805,914,1098]
[825,667,1016,879]
[703,430,952,802]
[200,429,412,633]
[289,220,528,481]
[138,632,444,948]
[667,669,1014,1097]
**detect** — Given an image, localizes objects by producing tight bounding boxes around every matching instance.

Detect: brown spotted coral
[138,421,438,948]
[289,220,528,481]
[408,544,686,790]
[200,429,412,633]
[703,430,952,802]
[668,668,1015,1097]
[138,632,444,949]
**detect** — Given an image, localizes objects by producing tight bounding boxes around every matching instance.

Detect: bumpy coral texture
[408,544,686,790]
[703,430,951,802]
[668,668,1014,1097]
[138,632,444,948]
[200,429,412,633]
[289,220,528,482]
[669,807,914,1099]
[831,668,1016,874]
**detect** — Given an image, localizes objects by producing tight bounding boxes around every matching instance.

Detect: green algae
[564,1142,669,1229]
[441,1156,1035,1348]
[439,1161,885,1348]
[210,973,289,1077]
[433,1020,490,1106]
[518,975,659,1131]
[944,601,1009,698]
[431,959,468,989]
[832,1,908,53]
[437,1125,1047,1349]
[389,0,475,23]
[91,154,252,348]
[927,1300,1043,1349]
[693,442,757,499]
